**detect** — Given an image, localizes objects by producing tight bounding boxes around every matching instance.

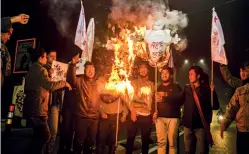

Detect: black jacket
[157,82,182,118]
[164,84,220,129]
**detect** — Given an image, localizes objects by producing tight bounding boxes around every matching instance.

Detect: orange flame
[104,25,148,101]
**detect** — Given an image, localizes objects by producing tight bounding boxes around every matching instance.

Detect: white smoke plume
[47,0,79,38]
[109,0,189,51]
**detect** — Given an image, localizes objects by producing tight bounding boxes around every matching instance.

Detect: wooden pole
[211,60,214,108]
[115,97,121,150]
[155,66,158,113]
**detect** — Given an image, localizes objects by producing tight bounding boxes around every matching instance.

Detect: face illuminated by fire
[161,69,172,83]
[138,64,149,77]
[85,65,95,79]
[188,69,200,84]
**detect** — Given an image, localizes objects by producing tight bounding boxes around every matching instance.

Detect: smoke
[47,0,79,38]
[110,0,188,30]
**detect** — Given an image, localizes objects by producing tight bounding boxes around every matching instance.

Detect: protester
[153,66,182,154]
[23,47,72,154]
[1,14,29,86]
[44,49,64,154]
[220,63,249,154]
[126,61,154,154]
[162,66,220,154]
[96,65,129,154]
[220,61,249,89]
[67,57,100,154]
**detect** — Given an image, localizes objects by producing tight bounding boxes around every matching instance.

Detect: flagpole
[211,8,215,108]
[211,60,214,108]
[155,66,158,113]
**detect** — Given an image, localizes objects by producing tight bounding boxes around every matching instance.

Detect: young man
[1,14,29,86]
[153,66,182,154]
[96,65,128,154]
[67,57,100,154]
[23,47,71,154]
[44,49,64,154]
[162,66,220,154]
[219,61,249,89]
[220,64,249,154]
[126,61,154,154]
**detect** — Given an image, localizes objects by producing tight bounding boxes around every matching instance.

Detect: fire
[140,86,152,96]
[104,24,148,101]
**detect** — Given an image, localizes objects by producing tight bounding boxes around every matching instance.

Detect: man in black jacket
[162,66,220,154]
[153,66,182,154]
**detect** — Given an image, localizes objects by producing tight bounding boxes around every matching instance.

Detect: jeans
[74,116,98,154]
[183,127,209,154]
[156,118,180,154]
[46,105,60,154]
[237,131,249,154]
[97,114,120,154]
[27,116,51,154]
[126,115,152,154]
[58,110,75,153]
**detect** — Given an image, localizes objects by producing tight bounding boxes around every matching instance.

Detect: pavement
[1,116,237,154]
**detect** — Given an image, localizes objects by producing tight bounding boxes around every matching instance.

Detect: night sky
[1,0,249,110]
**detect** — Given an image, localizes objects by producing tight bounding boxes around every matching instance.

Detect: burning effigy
[102,0,188,100]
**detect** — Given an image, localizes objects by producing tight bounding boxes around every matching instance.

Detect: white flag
[211,8,228,65]
[87,18,95,62]
[75,1,87,52]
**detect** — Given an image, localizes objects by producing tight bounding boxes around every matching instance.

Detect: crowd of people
[1,14,249,154]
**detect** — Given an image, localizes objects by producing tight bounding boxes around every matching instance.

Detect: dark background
[1,0,249,117]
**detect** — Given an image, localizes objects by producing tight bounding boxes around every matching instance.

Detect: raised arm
[220,65,243,89]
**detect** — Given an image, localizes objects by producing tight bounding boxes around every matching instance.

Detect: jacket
[220,65,243,89]
[23,62,66,117]
[157,82,182,118]
[67,63,100,119]
[130,77,154,116]
[97,76,129,117]
[164,84,220,129]
[1,43,11,86]
[222,83,249,132]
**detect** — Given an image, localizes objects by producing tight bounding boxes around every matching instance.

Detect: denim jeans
[59,110,75,153]
[74,116,98,154]
[183,127,209,154]
[126,115,152,154]
[97,114,120,154]
[27,116,51,154]
[46,105,60,154]
[156,118,180,154]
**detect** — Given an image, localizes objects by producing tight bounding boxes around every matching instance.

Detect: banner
[87,18,95,61]
[145,30,172,67]
[76,57,88,75]
[211,8,228,65]
[12,78,25,117]
[51,61,69,81]
[13,38,36,73]
[75,1,87,52]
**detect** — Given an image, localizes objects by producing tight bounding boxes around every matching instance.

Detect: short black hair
[137,61,149,68]
[189,65,210,85]
[161,66,174,75]
[189,65,204,76]
[46,49,57,55]
[84,61,94,68]
[28,47,46,62]
[239,61,249,70]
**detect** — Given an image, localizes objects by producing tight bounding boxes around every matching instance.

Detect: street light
[200,59,204,64]
[184,59,189,64]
